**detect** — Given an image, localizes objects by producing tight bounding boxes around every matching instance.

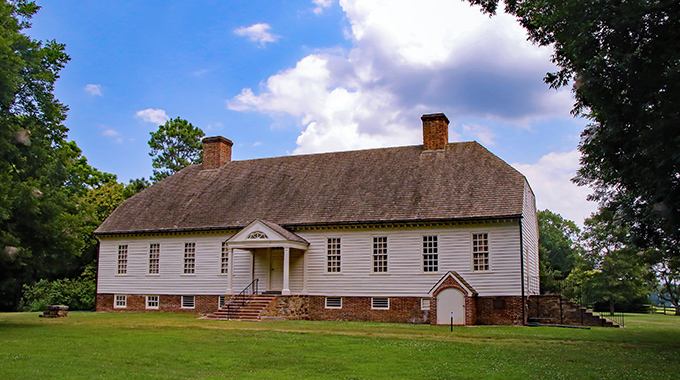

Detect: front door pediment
[227,219,309,250]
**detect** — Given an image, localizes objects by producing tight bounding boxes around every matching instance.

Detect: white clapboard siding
[522,180,540,295]
[98,233,234,295]
[297,222,522,297]
[98,222,527,297]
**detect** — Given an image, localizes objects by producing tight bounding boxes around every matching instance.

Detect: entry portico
[225,219,309,296]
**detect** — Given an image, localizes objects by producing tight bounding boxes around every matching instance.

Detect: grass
[0,312,678,379]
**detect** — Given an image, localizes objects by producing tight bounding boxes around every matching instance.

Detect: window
[325,297,342,309]
[221,241,229,274]
[146,295,159,309]
[181,296,195,309]
[372,236,388,273]
[114,295,127,308]
[473,233,490,271]
[422,235,438,272]
[421,298,431,311]
[247,231,268,239]
[371,297,390,310]
[117,245,128,274]
[327,237,341,273]
[148,244,160,274]
[183,243,196,274]
[219,295,226,308]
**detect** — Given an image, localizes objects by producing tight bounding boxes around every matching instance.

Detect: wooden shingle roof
[95,141,528,235]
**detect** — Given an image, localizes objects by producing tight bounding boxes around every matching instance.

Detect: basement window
[146,295,159,309]
[219,295,226,308]
[181,296,195,309]
[114,295,127,309]
[371,297,390,310]
[421,298,431,311]
[325,297,342,309]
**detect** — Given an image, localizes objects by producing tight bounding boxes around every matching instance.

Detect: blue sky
[27,0,597,225]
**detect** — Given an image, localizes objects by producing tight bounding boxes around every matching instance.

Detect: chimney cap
[202,136,233,146]
[421,113,449,124]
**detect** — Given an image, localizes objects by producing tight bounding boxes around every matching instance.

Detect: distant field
[0,312,678,379]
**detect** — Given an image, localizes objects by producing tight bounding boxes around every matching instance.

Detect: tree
[0,1,117,311]
[578,207,650,313]
[537,210,581,281]
[148,117,205,182]
[466,1,680,259]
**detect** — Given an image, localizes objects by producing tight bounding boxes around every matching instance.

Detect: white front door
[437,288,466,325]
[269,248,284,291]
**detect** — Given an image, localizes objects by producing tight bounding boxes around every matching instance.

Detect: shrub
[20,274,96,311]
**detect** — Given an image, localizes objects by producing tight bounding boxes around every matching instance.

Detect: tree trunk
[609,300,615,315]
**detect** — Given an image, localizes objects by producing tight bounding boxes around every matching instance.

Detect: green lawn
[0,312,678,379]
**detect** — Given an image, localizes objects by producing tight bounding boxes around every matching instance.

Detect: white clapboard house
[95,113,539,325]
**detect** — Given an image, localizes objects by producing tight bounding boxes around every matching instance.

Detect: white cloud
[252,141,262,147]
[462,124,496,146]
[234,23,280,47]
[102,128,119,137]
[312,0,333,14]
[513,150,597,226]
[135,108,169,125]
[228,0,574,154]
[85,84,102,96]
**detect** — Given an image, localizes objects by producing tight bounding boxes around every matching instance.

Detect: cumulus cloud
[135,108,169,124]
[234,23,280,47]
[312,0,333,14]
[85,84,102,96]
[228,0,574,154]
[513,150,597,226]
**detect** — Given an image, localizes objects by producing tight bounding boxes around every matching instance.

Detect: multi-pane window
[422,235,439,272]
[117,245,128,274]
[327,238,341,273]
[473,233,490,271]
[325,297,342,309]
[372,236,388,273]
[181,295,195,309]
[183,243,196,274]
[148,244,160,274]
[146,295,159,309]
[371,297,390,310]
[114,295,127,308]
[421,298,431,311]
[221,241,229,274]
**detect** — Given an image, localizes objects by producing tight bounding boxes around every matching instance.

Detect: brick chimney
[421,113,449,151]
[202,136,233,170]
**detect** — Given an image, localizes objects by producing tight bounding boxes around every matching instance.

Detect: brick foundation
[308,296,430,324]
[474,296,525,325]
[260,296,309,320]
[96,294,221,314]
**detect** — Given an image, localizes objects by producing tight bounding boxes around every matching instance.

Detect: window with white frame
[327,237,341,273]
[372,236,388,273]
[114,294,127,308]
[421,298,431,311]
[148,244,160,274]
[371,297,390,310]
[181,295,195,309]
[219,295,226,308]
[422,235,439,272]
[183,243,196,274]
[146,295,159,309]
[473,233,490,271]
[221,241,229,274]
[117,245,128,275]
[325,297,342,309]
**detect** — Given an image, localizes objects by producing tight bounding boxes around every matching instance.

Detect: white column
[227,247,234,294]
[282,247,291,295]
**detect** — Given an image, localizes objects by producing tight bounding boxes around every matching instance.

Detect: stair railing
[225,278,259,320]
